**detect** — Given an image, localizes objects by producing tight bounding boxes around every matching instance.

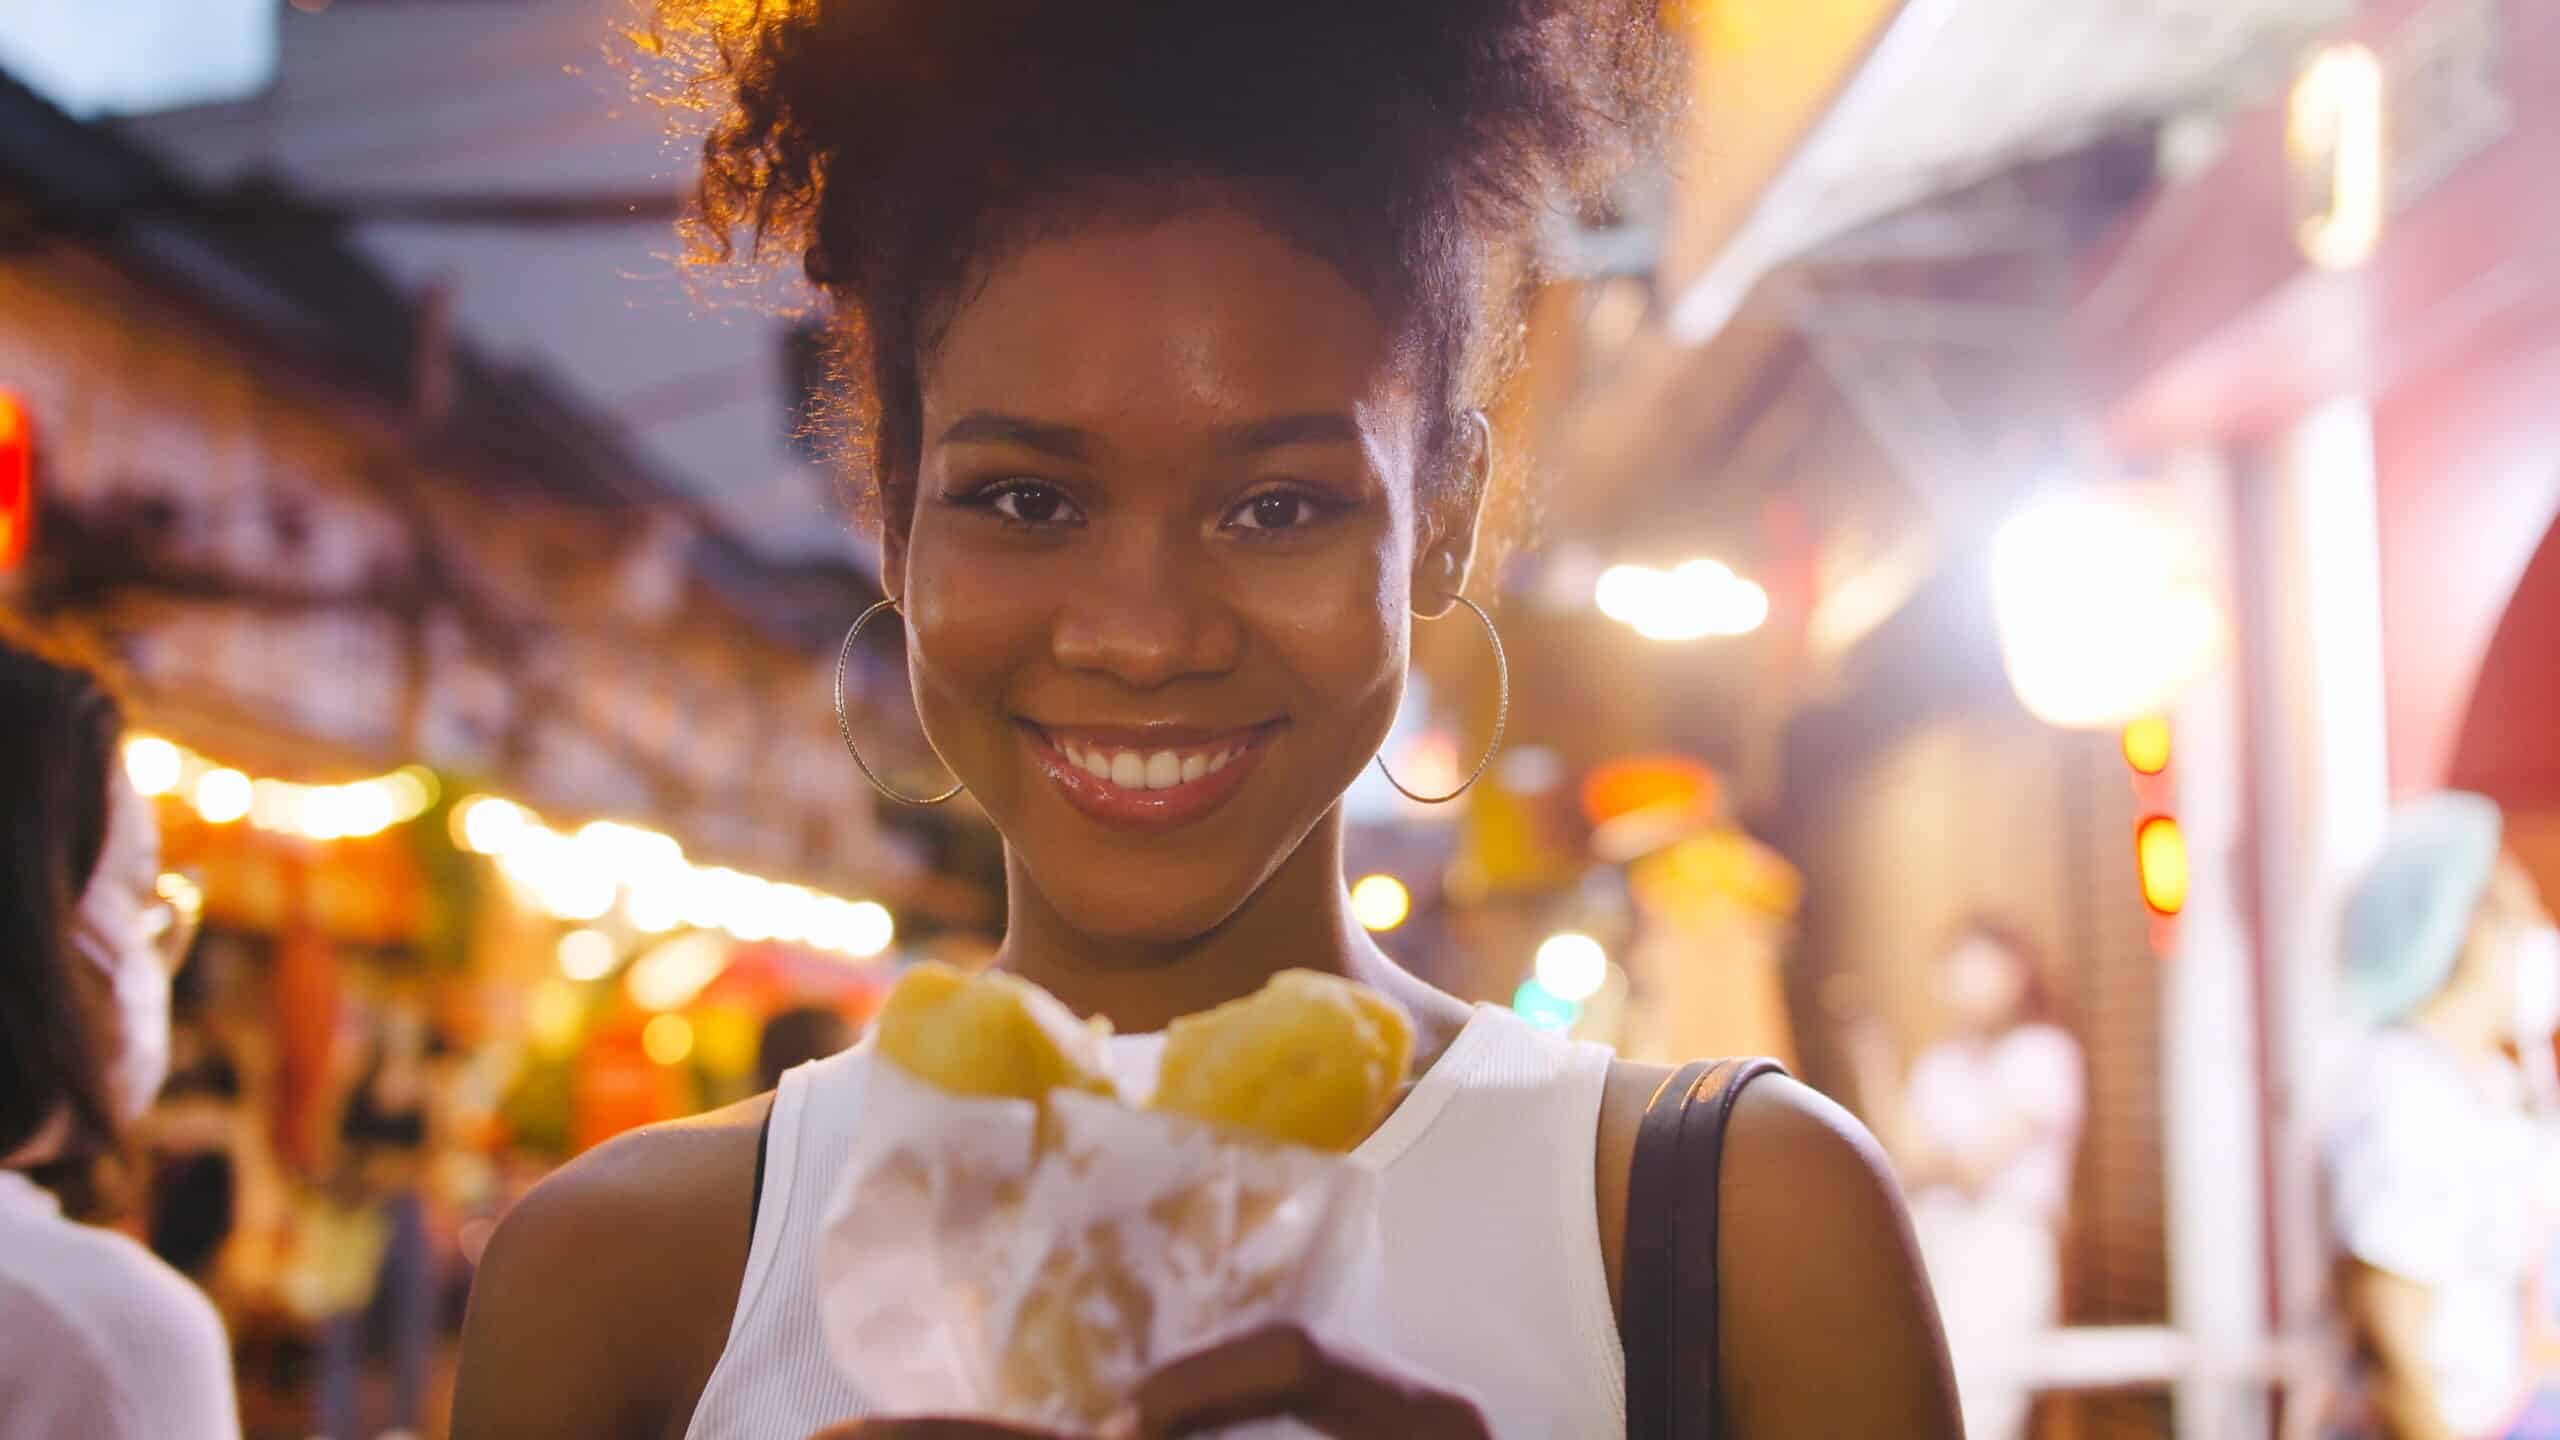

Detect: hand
[1112,1324,1487,1439]
[805,1422,1066,1439]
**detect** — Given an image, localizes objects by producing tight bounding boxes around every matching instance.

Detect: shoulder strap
[1622,1057,1788,1440]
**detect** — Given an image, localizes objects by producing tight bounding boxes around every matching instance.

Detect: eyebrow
[933,410,1361,460]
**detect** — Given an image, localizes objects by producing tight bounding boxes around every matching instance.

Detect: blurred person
[313,985,449,1440]
[144,1024,248,1286]
[454,2,1962,1436]
[0,618,240,1438]
[756,1004,854,1094]
[1845,918,2086,1440]
[2325,793,2560,1440]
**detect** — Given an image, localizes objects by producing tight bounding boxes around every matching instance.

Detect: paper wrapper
[817,1054,1383,1436]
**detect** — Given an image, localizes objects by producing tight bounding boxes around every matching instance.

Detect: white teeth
[1063,741,1248,789]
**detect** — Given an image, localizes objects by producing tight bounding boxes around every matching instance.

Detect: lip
[1022,720,1281,831]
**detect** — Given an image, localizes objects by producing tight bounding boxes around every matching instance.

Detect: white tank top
[686,1003,1627,1439]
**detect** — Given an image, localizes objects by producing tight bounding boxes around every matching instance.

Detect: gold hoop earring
[1373,594,1508,805]
[834,597,965,807]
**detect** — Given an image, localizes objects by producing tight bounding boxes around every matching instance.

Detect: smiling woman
[453,4,1961,1438]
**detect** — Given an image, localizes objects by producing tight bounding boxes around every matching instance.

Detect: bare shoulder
[1596,1058,1960,1437]
[453,1092,773,1440]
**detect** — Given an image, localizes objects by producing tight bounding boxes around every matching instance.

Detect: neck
[994,806,1416,1033]
[2413,987,2508,1063]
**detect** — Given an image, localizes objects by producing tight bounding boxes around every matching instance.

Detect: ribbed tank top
[685,1002,1627,1439]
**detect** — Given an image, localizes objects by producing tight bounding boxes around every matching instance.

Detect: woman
[316,987,448,1440]
[1845,919,2086,1440]
[454,3,1958,1435]
[2324,794,2560,1439]
[0,619,240,1438]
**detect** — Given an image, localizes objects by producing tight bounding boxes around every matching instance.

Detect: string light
[121,727,902,960]
[128,735,437,840]
[451,794,901,958]
[123,735,183,796]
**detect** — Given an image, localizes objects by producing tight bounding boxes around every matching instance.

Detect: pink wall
[2077,0,2560,795]
[2374,292,2560,795]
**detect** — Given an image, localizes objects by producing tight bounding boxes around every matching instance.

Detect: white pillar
[2252,398,2393,1356]
[2162,447,2271,1440]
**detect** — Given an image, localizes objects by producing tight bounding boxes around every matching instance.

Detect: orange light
[0,390,30,573]
[2137,816,2188,916]
[2123,717,2172,776]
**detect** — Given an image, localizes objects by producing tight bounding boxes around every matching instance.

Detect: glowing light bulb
[842,900,894,959]
[455,796,531,855]
[192,768,252,824]
[123,736,183,797]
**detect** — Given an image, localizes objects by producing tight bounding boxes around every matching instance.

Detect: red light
[0,391,31,573]
[2123,717,2171,775]
[2137,815,2188,916]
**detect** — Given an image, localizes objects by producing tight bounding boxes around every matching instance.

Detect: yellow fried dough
[872,962,1116,1101]
[1150,970,1414,1152]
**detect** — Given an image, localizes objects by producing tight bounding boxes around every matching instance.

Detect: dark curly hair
[649,0,1679,533]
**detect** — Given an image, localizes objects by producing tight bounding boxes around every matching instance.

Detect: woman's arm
[2339,1260,2457,1440]
[452,1097,766,1439]
[1718,1077,1963,1434]
[1599,1063,1961,1437]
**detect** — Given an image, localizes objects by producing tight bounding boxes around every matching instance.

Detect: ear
[1413,410,1493,619]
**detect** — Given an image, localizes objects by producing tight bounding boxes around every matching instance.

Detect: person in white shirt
[2326,792,2560,1440]
[0,620,240,1440]
[1848,917,2087,1440]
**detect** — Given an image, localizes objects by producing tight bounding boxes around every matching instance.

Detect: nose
[1050,526,1241,690]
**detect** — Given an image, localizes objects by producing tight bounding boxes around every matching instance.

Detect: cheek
[899,526,1047,749]
[1246,543,1408,748]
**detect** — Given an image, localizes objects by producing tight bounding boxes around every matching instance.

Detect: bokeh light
[2123,717,2173,776]
[642,1013,696,1067]
[191,767,252,824]
[123,735,182,796]
[1512,977,1581,1032]
[1351,874,1411,932]
[557,928,617,982]
[1533,932,1609,1003]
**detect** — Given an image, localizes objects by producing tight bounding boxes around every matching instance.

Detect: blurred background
[3,0,2556,1436]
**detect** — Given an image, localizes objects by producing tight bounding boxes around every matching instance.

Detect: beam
[1661,0,1961,345]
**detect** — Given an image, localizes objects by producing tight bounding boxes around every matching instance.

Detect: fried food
[1150,969,1414,1152]
[872,962,1116,1101]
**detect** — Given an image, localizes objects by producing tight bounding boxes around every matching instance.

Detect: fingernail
[1098,1406,1139,1440]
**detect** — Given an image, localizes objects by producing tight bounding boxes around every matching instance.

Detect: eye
[1225,490,1325,533]
[981,482,1081,527]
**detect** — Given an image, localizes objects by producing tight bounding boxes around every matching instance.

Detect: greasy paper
[816,1054,1382,1436]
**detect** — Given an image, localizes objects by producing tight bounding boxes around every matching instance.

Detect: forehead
[924,209,1414,437]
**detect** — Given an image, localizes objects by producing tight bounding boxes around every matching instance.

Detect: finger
[1126,1324,1486,1439]
[818,1420,1069,1439]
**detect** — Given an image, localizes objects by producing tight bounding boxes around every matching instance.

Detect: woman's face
[888,208,1476,946]
[1938,933,2028,1033]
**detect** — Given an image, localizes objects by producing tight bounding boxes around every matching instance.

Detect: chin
[1035,858,1268,950]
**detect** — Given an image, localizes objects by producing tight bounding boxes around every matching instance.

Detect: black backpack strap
[1623,1057,1788,1440]
[749,1103,774,1233]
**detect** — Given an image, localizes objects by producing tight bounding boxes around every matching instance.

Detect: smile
[1022,721,1281,830]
